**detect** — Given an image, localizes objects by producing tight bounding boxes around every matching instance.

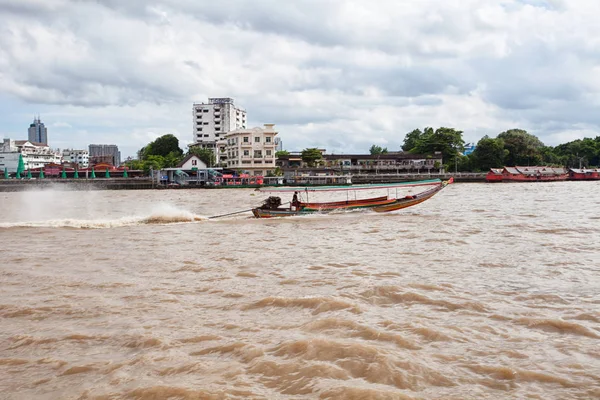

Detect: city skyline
[2,1,600,159]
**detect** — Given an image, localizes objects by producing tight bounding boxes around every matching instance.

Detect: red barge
[486,166,568,182]
[568,168,600,181]
[487,166,600,182]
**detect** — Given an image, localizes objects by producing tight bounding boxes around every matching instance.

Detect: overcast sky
[1,0,599,158]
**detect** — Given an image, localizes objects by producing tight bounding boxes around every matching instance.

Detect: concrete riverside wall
[0,173,486,191]
[0,179,155,192]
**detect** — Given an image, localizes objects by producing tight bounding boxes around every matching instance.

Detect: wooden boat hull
[372,182,447,212]
[252,180,451,218]
[300,195,389,209]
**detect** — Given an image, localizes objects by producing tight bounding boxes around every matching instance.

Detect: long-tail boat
[251,178,452,218]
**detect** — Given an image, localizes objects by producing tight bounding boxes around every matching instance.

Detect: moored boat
[486,166,568,182]
[568,168,600,180]
[252,178,452,218]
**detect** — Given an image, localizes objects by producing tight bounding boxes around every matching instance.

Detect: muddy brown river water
[0,182,599,399]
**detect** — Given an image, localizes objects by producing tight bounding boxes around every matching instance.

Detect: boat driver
[292,191,300,210]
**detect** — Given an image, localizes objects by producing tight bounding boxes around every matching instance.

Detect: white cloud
[1,0,600,157]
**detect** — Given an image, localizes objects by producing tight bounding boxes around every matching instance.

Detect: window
[196,121,202,126]
[254,137,260,143]
[196,128,202,131]
[192,160,197,166]
[266,136,271,143]
[243,150,249,156]
[254,150,262,158]
[203,109,209,113]
[266,149,272,156]
[215,127,220,131]
[243,137,249,143]
[203,122,209,125]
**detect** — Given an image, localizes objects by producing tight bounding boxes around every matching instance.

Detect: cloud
[1,0,600,158]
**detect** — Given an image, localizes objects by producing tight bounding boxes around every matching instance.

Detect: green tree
[188,147,216,167]
[301,148,323,167]
[402,128,426,151]
[497,129,544,166]
[142,134,183,158]
[369,145,388,155]
[553,137,600,167]
[275,150,290,158]
[539,146,563,166]
[471,136,508,171]
[164,151,184,168]
[123,159,144,171]
[402,128,424,152]
[412,127,465,170]
[142,155,165,174]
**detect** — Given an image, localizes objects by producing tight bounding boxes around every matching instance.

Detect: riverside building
[225,124,278,176]
[62,149,89,168]
[191,98,247,165]
[0,139,61,172]
[89,144,120,166]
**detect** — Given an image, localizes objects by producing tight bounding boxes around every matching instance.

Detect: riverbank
[0,178,155,192]
[0,173,485,191]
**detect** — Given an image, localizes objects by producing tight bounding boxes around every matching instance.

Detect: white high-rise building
[62,149,89,168]
[192,98,247,164]
[225,124,278,176]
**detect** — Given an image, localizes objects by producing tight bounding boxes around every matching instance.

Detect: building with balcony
[224,124,278,176]
[0,139,61,172]
[276,152,443,175]
[62,149,89,168]
[191,98,247,164]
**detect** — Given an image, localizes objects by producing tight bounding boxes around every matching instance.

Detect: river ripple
[0,182,599,399]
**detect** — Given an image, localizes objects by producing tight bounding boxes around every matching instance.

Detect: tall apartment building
[28,117,48,145]
[89,144,120,166]
[224,124,278,176]
[192,98,247,164]
[62,149,89,168]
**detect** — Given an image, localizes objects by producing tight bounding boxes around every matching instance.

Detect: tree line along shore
[121,128,600,176]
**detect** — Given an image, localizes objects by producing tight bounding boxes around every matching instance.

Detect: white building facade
[192,98,247,164]
[0,139,61,172]
[62,149,89,168]
[225,124,278,176]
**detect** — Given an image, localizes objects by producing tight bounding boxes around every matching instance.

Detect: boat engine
[260,196,282,210]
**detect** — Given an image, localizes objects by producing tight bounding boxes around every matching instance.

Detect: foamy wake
[0,204,207,229]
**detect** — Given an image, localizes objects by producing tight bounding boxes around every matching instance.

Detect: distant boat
[252,178,452,218]
[486,167,568,182]
[568,168,600,181]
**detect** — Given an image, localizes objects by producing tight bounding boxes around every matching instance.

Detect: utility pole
[454,144,458,174]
